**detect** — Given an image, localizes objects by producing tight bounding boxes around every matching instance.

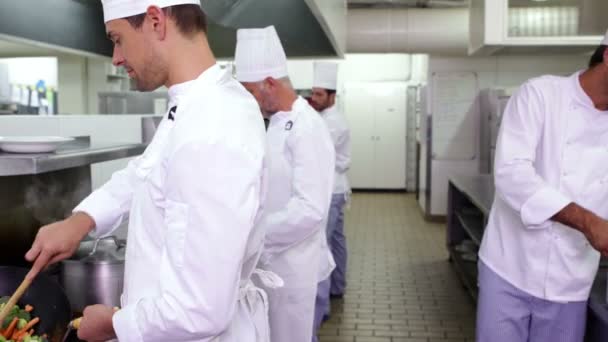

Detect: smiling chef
[23,1,275,341]
[477,31,608,342]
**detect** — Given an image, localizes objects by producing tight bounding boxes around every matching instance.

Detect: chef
[25,1,274,341]
[477,31,608,342]
[309,61,351,339]
[234,26,336,342]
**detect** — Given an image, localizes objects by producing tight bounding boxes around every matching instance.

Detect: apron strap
[252,269,284,289]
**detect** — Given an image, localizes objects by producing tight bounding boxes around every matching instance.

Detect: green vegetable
[17,318,27,330]
[16,310,31,321]
[2,314,15,329]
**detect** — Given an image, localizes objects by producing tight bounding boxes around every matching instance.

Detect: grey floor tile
[318,194,476,342]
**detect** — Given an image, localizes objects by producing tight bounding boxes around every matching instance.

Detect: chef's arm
[553,203,600,232]
[553,203,608,255]
[334,129,351,174]
[261,132,334,254]
[494,82,571,229]
[73,157,141,238]
[112,141,262,342]
[25,157,141,279]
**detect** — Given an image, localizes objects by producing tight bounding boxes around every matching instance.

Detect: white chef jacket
[75,64,272,341]
[479,71,608,302]
[255,97,335,341]
[320,105,351,195]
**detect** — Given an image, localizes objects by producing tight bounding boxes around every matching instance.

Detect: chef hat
[602,29,608,45]
[313,61,338,90]
[235,26,288,83]
[101,0,201,23]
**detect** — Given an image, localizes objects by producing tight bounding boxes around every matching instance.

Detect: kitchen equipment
[0,136,74,153]
[0,266,71,341]
[60,236,126,313]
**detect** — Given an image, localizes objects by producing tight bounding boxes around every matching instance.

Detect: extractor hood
[0,0,346,59]
[201,0,346,58]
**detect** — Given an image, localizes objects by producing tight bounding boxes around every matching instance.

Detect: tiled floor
[318,193,476,342]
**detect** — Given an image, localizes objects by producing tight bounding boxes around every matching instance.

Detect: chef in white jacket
[25,1,275,341]
[310,61,351,340]
[477,32,608,342]
[234,26,336,342]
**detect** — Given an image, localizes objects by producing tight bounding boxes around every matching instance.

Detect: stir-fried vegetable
[0,298,47,342]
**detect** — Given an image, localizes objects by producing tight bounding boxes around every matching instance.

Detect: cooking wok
[0,266,72,342]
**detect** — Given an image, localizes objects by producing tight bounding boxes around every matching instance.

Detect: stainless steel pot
[59,236,126,313]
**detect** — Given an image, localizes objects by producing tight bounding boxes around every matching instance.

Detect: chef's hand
[25,212,95,280]
[583,215,608,256]
[77,305,117,342]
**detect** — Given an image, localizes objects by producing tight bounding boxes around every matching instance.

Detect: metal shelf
[448,246,478,301]
[455,209,484,246]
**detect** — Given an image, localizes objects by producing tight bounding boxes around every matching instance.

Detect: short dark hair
[325,89,337,96]
[589,45,608,68]
[125,4,208,36]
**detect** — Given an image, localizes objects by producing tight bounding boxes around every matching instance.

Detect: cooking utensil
[0,266,71,341]
[61,320,77,342]
[60,236,126,313]
[0,136,74,153]
[0,276,32,324]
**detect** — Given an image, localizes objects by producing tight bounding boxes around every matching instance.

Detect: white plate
[0,136,74,153]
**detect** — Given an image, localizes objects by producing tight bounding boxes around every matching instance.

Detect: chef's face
[242,80,280,117]
[310,88,334,112]
[106,18,168,92]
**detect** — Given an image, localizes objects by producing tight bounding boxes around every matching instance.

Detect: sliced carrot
[13,317,39,338]
[3,317,18,338]
[24,305,33,313]
[12,329,23,341]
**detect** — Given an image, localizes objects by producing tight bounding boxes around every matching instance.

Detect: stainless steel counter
[448,174,494,215]
[0,138,146,176]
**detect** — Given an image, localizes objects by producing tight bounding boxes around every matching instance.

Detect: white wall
[287,53,427,90]
[424,54,586,216]
[86,58,124,114]
[0,57,58,87]
[285,54,428,189]
[57,55,88,114]
[57,55,123,114]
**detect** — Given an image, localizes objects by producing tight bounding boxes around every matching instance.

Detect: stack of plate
[0,136,74,154]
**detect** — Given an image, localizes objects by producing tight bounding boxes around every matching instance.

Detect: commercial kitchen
[1,0,608,341]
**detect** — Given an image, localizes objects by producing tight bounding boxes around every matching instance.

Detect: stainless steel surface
[406,85,419,192]
[60,236,126,313]
[449,174,494,215]
[200,0,341,57]
[0,137,146,176]
[98,91,168,114]
[348,0,468,8]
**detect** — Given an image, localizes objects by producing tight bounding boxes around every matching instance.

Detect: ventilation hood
[201,0,346,58]
[0,0,346,59]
